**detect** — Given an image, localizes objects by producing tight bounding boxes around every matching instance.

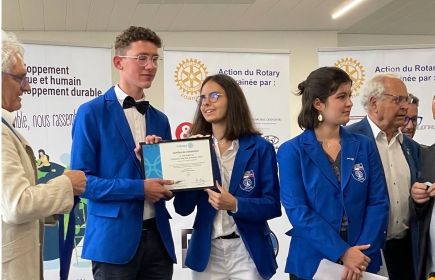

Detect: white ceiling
[2,0,434,35]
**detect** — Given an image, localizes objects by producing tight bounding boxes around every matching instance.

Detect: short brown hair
[115,26,162,55]
[190,74,261,140]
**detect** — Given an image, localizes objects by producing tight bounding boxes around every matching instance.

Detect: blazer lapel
[302,129,340,189]
[340,128,359,189]
[105,89,142,175]
[228,136,255,194]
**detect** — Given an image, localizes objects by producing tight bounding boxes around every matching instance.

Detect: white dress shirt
[211,137,239,239]
[368,116,411,240]
[115,85,155,220]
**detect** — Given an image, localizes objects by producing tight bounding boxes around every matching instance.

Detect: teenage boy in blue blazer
[71,26,175,280]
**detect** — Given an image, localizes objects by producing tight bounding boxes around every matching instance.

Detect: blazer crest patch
[240,170,256,192]
[351,163,366,183]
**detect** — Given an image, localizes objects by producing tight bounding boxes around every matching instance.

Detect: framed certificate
[140,137,216,191]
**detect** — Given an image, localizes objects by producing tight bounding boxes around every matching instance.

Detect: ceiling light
[332,0,364,19]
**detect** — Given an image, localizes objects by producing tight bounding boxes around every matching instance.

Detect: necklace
[318,139,339,148]
[214,134,229,145]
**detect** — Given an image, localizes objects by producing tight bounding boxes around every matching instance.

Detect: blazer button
[343,192,347,197]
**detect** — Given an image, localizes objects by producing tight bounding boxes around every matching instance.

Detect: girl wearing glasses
[277,67,389,280]
[174,74,281,280]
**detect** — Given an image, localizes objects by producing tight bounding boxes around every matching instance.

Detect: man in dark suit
[411,94,435,280]
[70,26,176,280]
[345,73,421,280]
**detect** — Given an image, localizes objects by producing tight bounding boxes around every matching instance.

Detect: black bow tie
[123,96,149,115]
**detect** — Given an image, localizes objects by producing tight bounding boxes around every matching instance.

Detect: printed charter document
[140,137,215,191]
[313,259,388,280]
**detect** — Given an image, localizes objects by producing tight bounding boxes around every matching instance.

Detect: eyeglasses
[196,92,223,106]
[383,93,413,105]
[2,72,28,88]
[404,116,423,126]
[118,55,162,67]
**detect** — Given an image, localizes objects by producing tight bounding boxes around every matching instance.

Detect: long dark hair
[38,149,49,161]
[297,67,352,129]
[189,74,261,140]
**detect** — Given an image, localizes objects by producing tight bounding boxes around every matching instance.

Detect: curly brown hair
[115,26,162,55]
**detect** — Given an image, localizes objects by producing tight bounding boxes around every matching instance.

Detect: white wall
[338,33,435,47]
[14,30,337,137]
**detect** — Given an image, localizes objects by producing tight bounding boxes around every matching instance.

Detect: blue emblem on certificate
[351,163,366,183]
[142,144,163,179]
[240,170,255,192]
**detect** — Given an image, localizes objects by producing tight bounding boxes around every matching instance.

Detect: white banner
[15,43,112,279]
[319,46,435,145]
[164,48,291,279]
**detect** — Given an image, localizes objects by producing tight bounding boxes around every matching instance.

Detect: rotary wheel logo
[334,58,365,91]
[174,59,208,98]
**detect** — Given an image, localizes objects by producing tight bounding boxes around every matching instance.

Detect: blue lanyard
[2,117,21,142]
[59,196,80,280]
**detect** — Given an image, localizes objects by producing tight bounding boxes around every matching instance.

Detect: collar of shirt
[2,108,15,126]
[367,115,403,143]
[114,84,146,106]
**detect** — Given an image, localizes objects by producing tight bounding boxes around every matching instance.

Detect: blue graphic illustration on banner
[240,170,255,192]
[351,163,366,183]
[143,145,163,178]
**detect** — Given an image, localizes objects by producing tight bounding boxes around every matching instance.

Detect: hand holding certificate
[143,179,174,202]
[313,259,388,280]
[140,137,216,191]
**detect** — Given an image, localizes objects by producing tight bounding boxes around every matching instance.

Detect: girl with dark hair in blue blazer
[277,67,389,280]
[174,74,281,280]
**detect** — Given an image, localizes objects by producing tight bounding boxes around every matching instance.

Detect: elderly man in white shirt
[345,73,422,280]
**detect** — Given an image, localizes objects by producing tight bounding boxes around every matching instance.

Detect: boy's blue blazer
[70,87,176,264]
